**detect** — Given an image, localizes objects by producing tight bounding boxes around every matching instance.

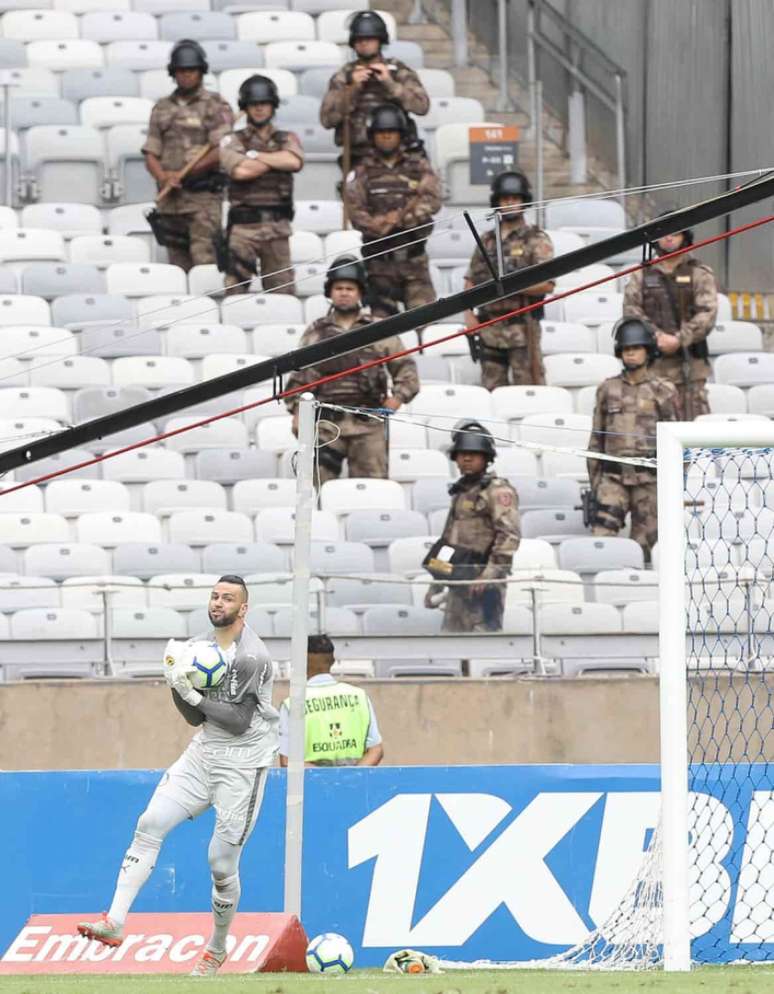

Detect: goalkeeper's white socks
[107,830,162,925]
[208,872,241,954]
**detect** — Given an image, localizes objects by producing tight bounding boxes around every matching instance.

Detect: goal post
[657,420,774,972]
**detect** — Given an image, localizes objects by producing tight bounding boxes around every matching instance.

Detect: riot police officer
[284,255,420,483]
[344,103,441,319]
[143,39,233,272]
[623,217,718,419]
[320,10,429,170]
[423,421,520,633]
[587,317,680,561]
[218,74,304,296]
[465,170,555,390]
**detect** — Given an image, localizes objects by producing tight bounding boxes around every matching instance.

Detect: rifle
[341,83,353,229]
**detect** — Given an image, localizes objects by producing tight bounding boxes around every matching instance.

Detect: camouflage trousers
[315,413,388,484]
[591,473,658,561]
[364,252,435,319]
[442,584,505,633]
[155,203,221,273]
[224,223,295,296]
[480,345,546,391]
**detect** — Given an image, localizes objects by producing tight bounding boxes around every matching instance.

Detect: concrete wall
[0,677,663,770]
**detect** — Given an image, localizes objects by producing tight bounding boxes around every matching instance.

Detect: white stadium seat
[220,292,303,328]
[111,356,194,390]
[0,512,69,547]
[416,68,455,98]
[545,197,626,230]
[23,542,111,579]
[491,384,574,421]
[0,575,58,612]
[0,296,50,326]
[60,575,146,611]
[505,569,585,609]
[562,291,624,326]
[237,10,315,41]
[80,10,157,42]
[0,228,65,263]
[714,353,774,388]
[2,10,78,40]
[388,448,450,482]
[544,353,620,388]
[105,40,173,72]
[264,40,343,70]
[0,386,69,422]
[80,96,154,129]
[69,235,151,267]
[168,509,253,546]
[540,321,597,355]
[21,203,102,239]
[254,506,339,544]
[320,478,406,515]
[165,323,247,359]
[45,479,130,516]
[103,446,185,483]
[137,294,219,329]
[26,40,104,70]
[105,262,186,297]
[77,511,162,546]
[163,416,248,453]
[147,573,219,611]
[11,607,98,640]
[23,124,105,202]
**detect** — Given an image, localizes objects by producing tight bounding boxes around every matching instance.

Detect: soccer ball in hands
[305,933,354,974]
[183,641,227,690]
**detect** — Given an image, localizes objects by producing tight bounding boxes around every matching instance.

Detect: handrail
[531,0,625,79]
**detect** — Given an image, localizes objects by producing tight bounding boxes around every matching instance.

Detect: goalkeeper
[77,575,278,978]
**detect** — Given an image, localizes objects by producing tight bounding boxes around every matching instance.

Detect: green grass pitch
[2,968,774,994]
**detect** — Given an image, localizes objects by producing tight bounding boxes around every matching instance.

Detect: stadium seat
[540,321,597,355]
[5,96,77,130]
[621,600,658,635]
[0,386,69,422]
[0,39,27,68]
[382,39,424,66]
[297,66,338,99]
[410,384,493,450]
[520,508,587,541]
[159,11,235,40]
[2,10,78,40]
[508,477,580,513]
[22,542,110,578]
[558,536,644,575]
[12,448,98,485]
[290,230,324,265]
[112,606,187,640]
[187,264,223,297]
[163,416,247,452]
[416,67,455,98]
[362,605,442,636]
[81,97,153,132]
[491,385,574,421]
[60,67,139,103]
[320,478,406,515]
[3,324,74,358]
[0,547,16,573]
[77,510,162,547]
[592,568,659,606]
[11,607,98,640]
[142,479,227,515]
[55,0,132,11]
[273,606,360,639]
[389,448,450,483]
[345,509,429,556]
[81,10,157,43]
[505,568,585,609]
[254,506,339,544]
[27,40,104,71]
[546,229,586,256]
[45,479,130,517]
[0,575,59,612]
[204,40,266,72]
[167,509,253,546]
[426,227,477,265]
[72,385,151,425]
[23,125,106,203]
[325,573,412,610]
[714,353,774,388]
[21,203,102,241]
[61,574,146,611]
[138,294,219,330]
[21,262,105,299]
[386,534,435,576]
[265,39,342,70]
[747,385,774,417]
[423,96,485,132]
[105,41,173,72]
[165,323,247,359]
[221,292,303,328]
[545,197,626,230]
[113,542,199,579]
[512,538,557,570]
[306,539,374,575]
[517,412,591,451]
[0,511,66,550]
[200,353,263,379]
[544,353,620,388]
[386,418,428,450]
[237,11,315,41]
[411,477,450,517]
[194,448,278,483]
[292,200,342,235]
[248,323,304,358]
[147,572,218,611]
[111,356,194,390]
[202,541,287,575]
[231,479,295,513]
[490,447,539,477]
[69,235,151,267]
[106,123,154,203]
[106,262,186,298]
[254,417,294,453]
[539,601,623,635]
[0,228,65,264]
[562,291,624,327]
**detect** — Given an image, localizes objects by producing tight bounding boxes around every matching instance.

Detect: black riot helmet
[367,103,408,138]
[167,39,208,78]
[238,74,280,111]
[612,317,657,361]
[324,255,368,299]
[348,10,389,46]
[448,419,497,462]
[651,208,694,254]
[490,169,533,209]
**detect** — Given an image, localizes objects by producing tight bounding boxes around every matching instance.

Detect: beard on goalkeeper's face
[209,605,240,628]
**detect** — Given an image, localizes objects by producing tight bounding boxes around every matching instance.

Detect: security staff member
[278,634,383,767]
[424,421,520,632]
[344,103,441,319]
[465,170,554,389]
[143,39,233,272]
[623,218,718,419]
[285,255,420,483]
[320,10,429,169]
[218,75,303,296]
[587,317,680,561]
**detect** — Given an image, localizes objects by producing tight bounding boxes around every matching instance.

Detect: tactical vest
[598,375,660,461]
[286,681,371,764]
[479,227,543,318]
[641,258,709,359]
[358,151,434,257]
[228,126,294,208]
[340,60,403,148]
[310,316,389,407]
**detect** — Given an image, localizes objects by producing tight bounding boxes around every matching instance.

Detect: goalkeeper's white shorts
[152,742,269,846]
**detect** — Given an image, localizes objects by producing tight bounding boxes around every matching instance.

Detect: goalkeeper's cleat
[190,948,226,977]
[76,913,123,948]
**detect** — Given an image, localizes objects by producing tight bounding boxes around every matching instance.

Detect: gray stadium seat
[51,291,133,330]
[362,605,444,636]
[21,262,105,299]
[325,574,412,610]
[105,41,173,72]
[141,479,227,515]
[0,268,17,293]
[345,509,429,572]
[307,540,375,575]
[194,448,278,484]
[73,385,152,424]
[13,448,99,482]
[520,509,587,541]
[244,607,274,636]
[81,10,158,42]
[203,40,265,71]
[411,477,450,517]
[61,67,139,103]
[81,323,161,359]
[11,607,98,640]
[0,39,27,68]
[0,546,16,572]
[107,124,156,204]
[275,94,320,127]
[509,477,581,512]
[159,11,235,39]
[112,606,187,640]
[21,202,102,238]
[297,66,336,99]
[201,541,288,575]
[23,125,107,205]
[5,96,78,130]
[103,446,185,483]
[558,537,645,576]
[168,509,253,547]
[383,40,424,68]
[272,606,360,638]
[113,542,199,580]
[23,542,111,579]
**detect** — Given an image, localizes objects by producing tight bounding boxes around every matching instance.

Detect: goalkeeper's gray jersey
[191,624,279,768]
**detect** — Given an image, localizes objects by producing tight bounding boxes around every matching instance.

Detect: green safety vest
[284,681,371,764]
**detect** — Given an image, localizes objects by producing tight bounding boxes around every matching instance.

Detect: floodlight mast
[2,174,774,474]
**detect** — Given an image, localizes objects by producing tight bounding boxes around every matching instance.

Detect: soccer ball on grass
[305,932,354,974]
[183,641,227,690]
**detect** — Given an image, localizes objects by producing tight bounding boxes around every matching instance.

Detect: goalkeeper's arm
[171,688,205,726]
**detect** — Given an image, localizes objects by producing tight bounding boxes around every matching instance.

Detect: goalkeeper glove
[163,640,203,707]
[383,949,441,974]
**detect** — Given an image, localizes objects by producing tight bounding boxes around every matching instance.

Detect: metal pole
[283,392,315,918]
[535,80,544,227]
[528,585,546,675]
[101,588,115,677]
[2,80,12,208]
[495,0,511,112]
[493,208,504,279]
[527,4,536,142]
[614,72,626,208]
[451,0,468,69]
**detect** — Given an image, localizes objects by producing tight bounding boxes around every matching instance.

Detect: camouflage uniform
[430,473,521,632]
[344,147,442,318]
[319,58,429,166]
[285,311,420,483]
[587,366,680,558]
[219,123,304,295]
[466,221,554,390]
[142,86,233,272]
[623,256,718,419]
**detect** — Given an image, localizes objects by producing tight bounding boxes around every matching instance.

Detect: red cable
[2,209,773,497]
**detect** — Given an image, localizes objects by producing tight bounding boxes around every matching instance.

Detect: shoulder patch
[345,169,356,183]
[220,134,233,148]
[496,490,514,507]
